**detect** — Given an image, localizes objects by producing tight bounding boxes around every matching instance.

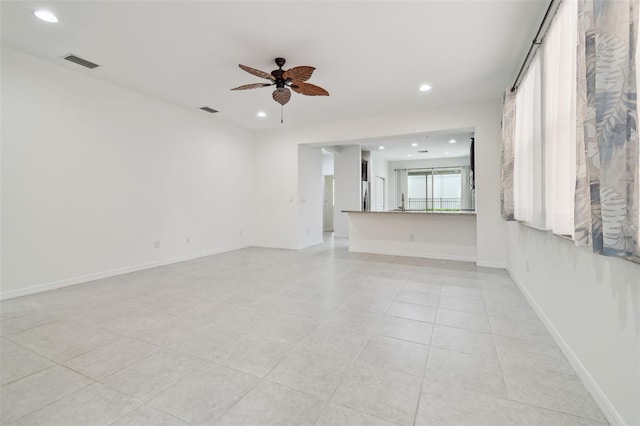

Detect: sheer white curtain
[543,0,577,236]
[514,54,544,227]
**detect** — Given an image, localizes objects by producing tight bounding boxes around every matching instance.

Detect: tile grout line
[411,273,440,426]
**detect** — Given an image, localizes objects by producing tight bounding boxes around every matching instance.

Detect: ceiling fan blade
[290,81,329,96]
[239,64,275,81]
[282,66,315,82]
[231,83,273,90]
[272,88,291,105]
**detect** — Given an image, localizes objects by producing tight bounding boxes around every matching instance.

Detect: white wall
[333,146,362,238]
[507,223,640,426]
[297,146,324,248]
[370,152,389,211]
[1,47,255,298]
[253,101,505,266]
[349,213,477,261]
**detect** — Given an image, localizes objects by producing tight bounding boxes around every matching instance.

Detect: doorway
[323,175,334,232]
[374,176,385,211]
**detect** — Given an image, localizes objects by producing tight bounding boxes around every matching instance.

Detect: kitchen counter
[343,209,477,261]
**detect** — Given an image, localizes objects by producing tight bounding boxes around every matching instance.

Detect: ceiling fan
[231,57,329,106]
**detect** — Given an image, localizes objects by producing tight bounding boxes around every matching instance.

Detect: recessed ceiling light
[419,84,432,92]
[449,139,456,144]
[257,111,267,118]
[407,154,412,157]
[411,143,418,147]
[379,146,385,150]
[444,152,449,155]
[34,10,58,23]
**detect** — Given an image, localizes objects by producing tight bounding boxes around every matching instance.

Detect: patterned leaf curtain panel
[501,90,516,222]
[575,0,639,261]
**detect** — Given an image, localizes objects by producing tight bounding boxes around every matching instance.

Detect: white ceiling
[1,1,548,131]
[323,130,473,161]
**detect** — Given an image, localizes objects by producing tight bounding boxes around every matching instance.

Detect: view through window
[407,168,462,211]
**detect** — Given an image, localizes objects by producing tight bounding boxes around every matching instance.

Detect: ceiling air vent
[200,107,218,113]
[418,150,429,153]
[63,54,99,69]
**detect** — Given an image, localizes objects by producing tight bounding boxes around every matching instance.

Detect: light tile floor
[1,236,608,425]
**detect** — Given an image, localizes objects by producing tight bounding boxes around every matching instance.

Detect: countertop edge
[342,210,476,216]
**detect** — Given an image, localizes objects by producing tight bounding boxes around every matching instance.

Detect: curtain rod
[510,0,560,92]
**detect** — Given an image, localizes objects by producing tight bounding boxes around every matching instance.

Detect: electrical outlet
[409,234,415,241]
[154,240,160,249]
[526,261,530,273]
[186,237,190,244]
[239,229,243,237]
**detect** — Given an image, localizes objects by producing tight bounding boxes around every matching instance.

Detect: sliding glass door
[407,168,462,211]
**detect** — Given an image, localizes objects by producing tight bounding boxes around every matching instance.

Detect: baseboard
[297,240,324,250]
[348,246,476,263]
[506,268,625,426]
[252,242,299,250]
[475,260,508,269]
[0,243,253,301]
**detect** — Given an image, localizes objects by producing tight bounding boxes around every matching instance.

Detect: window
[543,0,577,237]
[513,54,544,227]
[511,0,577,234]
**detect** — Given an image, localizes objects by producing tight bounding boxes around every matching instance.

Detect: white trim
[507,268,624,426]
[348,246,476,263]
[0,244,252,301]
[475,260,508,268]
[297,240,324,250]
[252,242,299,250]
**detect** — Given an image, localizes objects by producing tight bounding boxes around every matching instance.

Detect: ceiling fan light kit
[231,57,329,123]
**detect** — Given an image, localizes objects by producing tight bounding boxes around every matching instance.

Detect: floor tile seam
[482,285,512,406]
[191,367,266,424]
[489,329,550,345]
[437,293,484,302]
[390,299,439,310]
[430,320,492,335]
[505,398,609,423]
[94,345,209,387]
[501,364,585,386]
[0,337,61,373]
[478,287,523,296]
[0,361,66,389]
[422,375,511,400]
[0,310,38,322]
[485,311,542,323]
[4,378,96,425]
[0,362,55,388]
[376,331,430,347]
[62,342,165,382]
[97,374,172,404]
[413,291,441,426]
[328,401,406,426]
[286,358,349,425]
[385,311,436,325]
[0,317,69,339]
[0,315,66,336]
[426,347,503,372]
[432,303,486,316]
[138,359,260,424]
[108,403,188,426]
[0,336,92,385]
